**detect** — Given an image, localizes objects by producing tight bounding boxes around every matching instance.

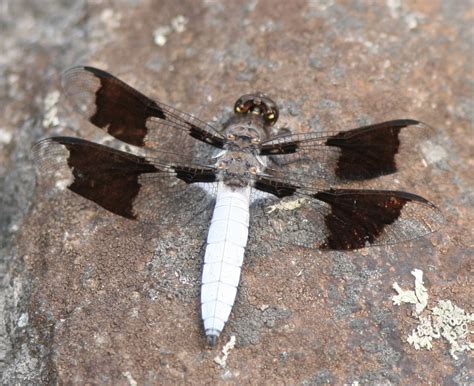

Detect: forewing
[61,66,225,151]
[252,175,443,250]
[260,120,434,185]
[33,137,217,224]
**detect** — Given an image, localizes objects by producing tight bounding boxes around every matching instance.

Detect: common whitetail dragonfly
[34,66,443,346]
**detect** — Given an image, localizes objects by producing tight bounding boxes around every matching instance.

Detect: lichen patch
[392,269,473,360]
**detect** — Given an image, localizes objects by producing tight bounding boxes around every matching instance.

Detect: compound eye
[251,137,260,144]
[217,161,226,169]
[249,166,258,175]
[235,104,244,113]
[265,109,278,125]
[227,133,236,141]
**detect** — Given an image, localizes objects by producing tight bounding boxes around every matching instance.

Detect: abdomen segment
[201,183,250,346]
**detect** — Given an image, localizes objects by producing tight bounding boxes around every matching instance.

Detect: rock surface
[1,0,472,384]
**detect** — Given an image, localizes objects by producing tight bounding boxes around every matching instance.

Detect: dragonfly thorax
[224,125,261,151]
[222,111,270,151]
[218,115,267,187]
[215,150,261,188]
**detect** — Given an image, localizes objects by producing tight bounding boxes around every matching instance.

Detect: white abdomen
[201,182,251,345]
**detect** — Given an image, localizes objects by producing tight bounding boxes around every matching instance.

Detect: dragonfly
[33,66,443,346]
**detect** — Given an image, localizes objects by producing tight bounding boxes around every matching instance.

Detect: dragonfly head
[234,92,279,126]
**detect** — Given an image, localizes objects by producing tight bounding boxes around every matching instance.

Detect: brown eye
[227,133,236,141]
[251,137,260,144]
[266,112,275,121]
[249,166,257,175]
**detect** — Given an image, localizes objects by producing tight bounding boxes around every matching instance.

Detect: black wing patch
[253,176,298,198]
[33,137,217,221]
[260,120,429,183]
[253,174,442,250]
[62,66,226,149]
[312,189,439,250]
[324,120,418,180]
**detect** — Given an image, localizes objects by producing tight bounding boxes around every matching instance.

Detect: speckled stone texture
[1,0,472,384]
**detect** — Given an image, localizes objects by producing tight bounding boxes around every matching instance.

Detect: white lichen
[412,269,429,314]
[0,127,13,144]
[122,371,137,386]
[392,269,473,360]
[171,15,188,33]
[267,198,306,213]
[406,315,438,350]
[42,90,60,128]
[17,312,29,328]
[153,26,171,46]
[214,335,236,368]
[392,268,428,314]
[432,300,474,360]
[153,15,189,47]
[100,8,121,30]
[420,140,447,165]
